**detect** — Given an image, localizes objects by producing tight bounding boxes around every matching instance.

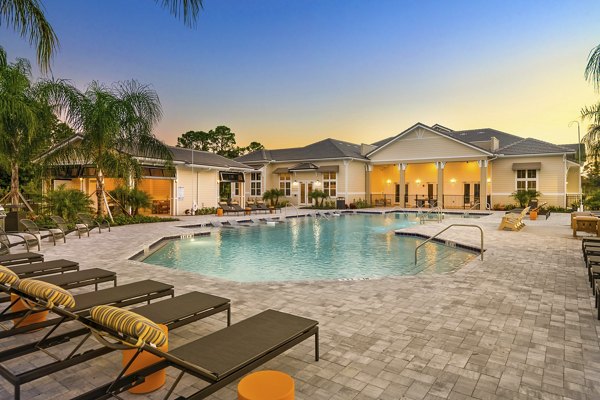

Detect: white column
[344,160,350,200]
[399,163,407,207]
[478,160,488,210]
[435,161,445,208]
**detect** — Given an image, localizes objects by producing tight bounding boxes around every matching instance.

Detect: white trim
[366,123,493,157]
[370,156,487,164]
[492,192,566,196]
[269,157,369,163]
[497,153,571,158]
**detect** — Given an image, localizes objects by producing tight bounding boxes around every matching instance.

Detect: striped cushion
[89,305,166,347]
[0,265,19,286]
[17,279,76,309]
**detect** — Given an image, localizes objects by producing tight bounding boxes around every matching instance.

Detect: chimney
[489,137,499,152]
[361,143,377,156]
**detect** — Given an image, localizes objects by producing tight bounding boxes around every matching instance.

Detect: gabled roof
[366,122,493,157]
[499,138,574,155]
[235,138,368,163]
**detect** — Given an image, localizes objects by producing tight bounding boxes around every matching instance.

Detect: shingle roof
[235,138,368,163]
[498,138,574,155]
[445,128,523,149]
[169,146,252,170]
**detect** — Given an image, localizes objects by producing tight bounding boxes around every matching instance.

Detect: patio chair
[77,212,111,233]
[229,200,246,214]
[0,227,40,252]
[218,201,239,215]
[50,215,90,239]
[7,259,79,279]
[572,216,600,237]
[255,200,270,212]
[0,274,231,400]
[0,249,43,267]
[498,207,530,231]
[20,218,65,246]
[73,307,318,400]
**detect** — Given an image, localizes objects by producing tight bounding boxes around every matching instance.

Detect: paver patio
[1,210,598,400]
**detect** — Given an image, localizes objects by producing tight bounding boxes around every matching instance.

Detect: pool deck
[2,210,599,399]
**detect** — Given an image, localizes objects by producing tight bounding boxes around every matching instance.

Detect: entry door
[300,182,313,205]
[474,183,480,203]
[395,184,400,204]
[463,183,471,206]
[427,183,434,199]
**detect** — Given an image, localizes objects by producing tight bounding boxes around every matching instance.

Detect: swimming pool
[142,214,475,282]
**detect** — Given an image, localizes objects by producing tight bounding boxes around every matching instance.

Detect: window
[279,173,291,196]
[232,182,240,196]
[250,172,262,196]
[516,169,537,191]
[323,172,337,197]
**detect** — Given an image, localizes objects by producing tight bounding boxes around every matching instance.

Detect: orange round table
[238,370,294,400]
[121,324,168,394]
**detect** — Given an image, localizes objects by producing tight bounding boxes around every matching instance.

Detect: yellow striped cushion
[89,305,166,348]
[0,265,19,286]
[17,279,76,309]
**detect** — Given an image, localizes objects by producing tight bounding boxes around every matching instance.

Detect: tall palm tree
[41,79,173,218]
[1,0,203,73]
[586,43,600,90]
[0,46,55,208]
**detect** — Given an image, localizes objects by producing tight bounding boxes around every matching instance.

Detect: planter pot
[217,208,223,217]
[529,210,538,220]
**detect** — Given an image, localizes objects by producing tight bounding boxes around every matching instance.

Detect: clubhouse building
[44,123,581,214]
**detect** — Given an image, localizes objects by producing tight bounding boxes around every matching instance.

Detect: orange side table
[10,294,48,329]
[238,370,294,400]
[121,323,168,394]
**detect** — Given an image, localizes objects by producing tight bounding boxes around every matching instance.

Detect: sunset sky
[2,0,600,149]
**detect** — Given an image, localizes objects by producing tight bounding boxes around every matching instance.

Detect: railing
[284,203,299,218]
[464,202,492,217]
[414,224,484,265]
[418,206,443,224]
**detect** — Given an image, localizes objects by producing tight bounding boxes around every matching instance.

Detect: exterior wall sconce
[450,178,457,183]
[487,178,491,183]
[314,180,321,186]
[415,179,421,184]
[292,180,299,187]
[386,179,392,185]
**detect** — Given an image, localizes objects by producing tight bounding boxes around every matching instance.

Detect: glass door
[300,182,313,205]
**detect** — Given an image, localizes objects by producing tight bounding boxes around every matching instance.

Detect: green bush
[111,215,178,226]
[511,190,541,207]
[585,192,600,210]
[44,185,93,221]
[262,189,285,206]
[109,186,152,216]
[195,207,216,215]
[308,189,327,207]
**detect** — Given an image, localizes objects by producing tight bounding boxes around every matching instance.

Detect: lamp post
[569,120,583,211]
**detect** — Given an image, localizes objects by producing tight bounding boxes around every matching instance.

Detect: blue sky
[2,0,600,148]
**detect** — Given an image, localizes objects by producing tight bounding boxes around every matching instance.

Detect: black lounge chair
[0,227,40,252]
[218,201,239,215]
[20,219,65,246]
[8,259,79,279]
[0,268,117,304]
[0,251,43,267]
[50,215,90,239]
[74,308,318,400]
[229,201,246,214]
[0,282,230,400]
[0,279,174,338]
[77,212,110,234]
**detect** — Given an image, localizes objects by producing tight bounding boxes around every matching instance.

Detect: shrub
[111,215,178,226]
[308,190,327,207]
[262,189,285,206]
[353,198,370,208]
[511,190,541,207]
[109,186,152,215]
[585,192,600,210]
[44,184,93,221]
[195,207,216,215]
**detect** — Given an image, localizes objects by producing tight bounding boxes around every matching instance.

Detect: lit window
[279,173,291,196]
[323,172,337,197]
[250,172,262,196]
[516,169,537,191]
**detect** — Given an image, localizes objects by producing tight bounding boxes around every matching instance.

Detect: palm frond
[0,0,59,73]
[586,43,600,91]
[155,0,203,28]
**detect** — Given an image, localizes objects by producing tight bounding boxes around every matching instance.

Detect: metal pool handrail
[419,206,443,224]
[414,223,484,265]
[284,203,299,218]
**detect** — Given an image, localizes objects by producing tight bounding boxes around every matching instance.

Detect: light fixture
[292,180,299,187]
[315,180,321,186]
[386,179,392,185]
[487,178,491,183]
[415,179,421,184]
[450,178,457,183]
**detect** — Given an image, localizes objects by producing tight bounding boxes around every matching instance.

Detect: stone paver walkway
[1,210,598,400]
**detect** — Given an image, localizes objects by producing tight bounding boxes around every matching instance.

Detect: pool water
[143,214,475,282]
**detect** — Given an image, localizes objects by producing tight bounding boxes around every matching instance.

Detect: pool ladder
[464,202,492,217]
[284,203,299,218]
[414,223,484,265]
[418,206,443,224]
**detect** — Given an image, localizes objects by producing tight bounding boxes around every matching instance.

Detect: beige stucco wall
[175,166,218,213]
[369,127,488,163]
[566,165,581,194]
[490,155,567,207]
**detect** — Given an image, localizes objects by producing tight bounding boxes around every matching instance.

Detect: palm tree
[586,43,600,90]
[0,47,56,208]
[41,79,172,218]
[1,0,203,72]
[581,102,600,160]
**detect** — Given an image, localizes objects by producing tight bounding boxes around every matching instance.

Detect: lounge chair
[498,207,530,231]
[77,212,110,233]
[0,268,116,304]
[255,200,270,212]
[0,227,40,252]
[0,240,43,267]
[50,215,90,239]
[0,279,174,338]
[229,200,246,214]
[0,273,231,400]
[8,259,79,279]
[218,201,239,215]
[20,219,65,246]
[72,307,318,400]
